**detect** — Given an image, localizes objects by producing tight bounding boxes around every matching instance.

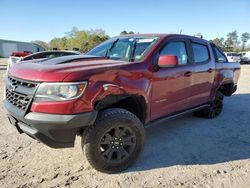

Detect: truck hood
[9,55,130,82]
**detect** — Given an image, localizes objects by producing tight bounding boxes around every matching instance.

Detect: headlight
[34,82,87,102]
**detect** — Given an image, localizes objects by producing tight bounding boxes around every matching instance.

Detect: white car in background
[7,50,80,71]
[239,51,250,64]
[224,52,241,63]
[7,56,20,72]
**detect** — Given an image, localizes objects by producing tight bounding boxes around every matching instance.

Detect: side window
[41,53,50,58]
[87,40,112,57]
[44,52,61,59]
[31,53,42,59]
[160,41,188,65]
[191,42,209,63]
[214,47,227,63]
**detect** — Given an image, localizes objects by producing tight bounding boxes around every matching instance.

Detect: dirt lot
[0,58,250,188]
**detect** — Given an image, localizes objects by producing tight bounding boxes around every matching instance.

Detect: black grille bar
[8,76,38,88]
[5,75,39,112]
[6,89,30,110]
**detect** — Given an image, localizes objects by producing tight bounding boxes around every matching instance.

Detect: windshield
[86,36,159,62]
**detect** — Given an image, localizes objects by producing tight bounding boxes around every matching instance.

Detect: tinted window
[191,43,209,63]
[44,52,63,58]
[160,41,188,65]
[87,37,159,62]
[23,53,42,60]
[88,40,112,57]
[214,47,227,63]
[109,39,132,60]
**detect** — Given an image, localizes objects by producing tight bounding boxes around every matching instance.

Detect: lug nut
[116,146,119,149]
[120,143,123,145]
[112,146,115,149]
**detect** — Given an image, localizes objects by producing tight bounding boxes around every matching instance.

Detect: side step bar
[146,104,210,127]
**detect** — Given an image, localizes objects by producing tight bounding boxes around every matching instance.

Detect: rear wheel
[82,108,145,173]
[194,91,224,118]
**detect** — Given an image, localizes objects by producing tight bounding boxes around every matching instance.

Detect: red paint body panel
[11,51,32,57]
[8,34,240,123]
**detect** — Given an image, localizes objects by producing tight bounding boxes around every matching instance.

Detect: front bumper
[4,99,97,148]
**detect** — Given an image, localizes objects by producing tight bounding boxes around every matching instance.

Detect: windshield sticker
[137,38,155,43]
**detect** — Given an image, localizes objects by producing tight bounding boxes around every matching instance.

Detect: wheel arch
[94,94,147,124]
[218,81,236,96]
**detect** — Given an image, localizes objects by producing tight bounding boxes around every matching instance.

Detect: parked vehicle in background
[11,51,32,57]
[4,34,240,173]
[20,50,80,62]
[225,52,241,63]
[6,56,20,72]
[239,51,250,64]
[7,50,81,71]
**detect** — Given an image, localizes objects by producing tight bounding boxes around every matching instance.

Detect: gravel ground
[0,58,250,188]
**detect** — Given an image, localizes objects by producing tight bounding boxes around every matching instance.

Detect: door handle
[207,68,213,73]
[184,71,192,77]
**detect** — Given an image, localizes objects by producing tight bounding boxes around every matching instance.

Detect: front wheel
[194,91,224,118]
[82,108,145,173]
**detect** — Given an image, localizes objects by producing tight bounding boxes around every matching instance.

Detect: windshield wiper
[105,38,119,58]
[129,39,137,62]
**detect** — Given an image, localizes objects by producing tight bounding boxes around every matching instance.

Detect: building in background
[0,39,45,57]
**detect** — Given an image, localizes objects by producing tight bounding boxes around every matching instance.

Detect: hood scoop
[36,55,106,65]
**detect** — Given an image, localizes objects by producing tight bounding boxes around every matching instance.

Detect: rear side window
[191,43,209,63]
[214,47,228,63]
[160,41,188,65]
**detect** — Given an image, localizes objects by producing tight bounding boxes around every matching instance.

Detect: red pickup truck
[11,51,32,57]
[4,34,240,173]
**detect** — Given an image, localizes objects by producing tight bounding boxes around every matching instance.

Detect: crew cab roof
[118,33,209,43]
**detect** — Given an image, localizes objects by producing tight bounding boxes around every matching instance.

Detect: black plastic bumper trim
[4,99,97,148]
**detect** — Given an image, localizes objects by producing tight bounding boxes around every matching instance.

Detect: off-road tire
[82,108,145,173]
[194,91,224,118]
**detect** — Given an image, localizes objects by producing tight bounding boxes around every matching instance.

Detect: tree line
[211,30,250,52]
[32,28,139,52]
[32,27,110,53]
[33,28,250,53]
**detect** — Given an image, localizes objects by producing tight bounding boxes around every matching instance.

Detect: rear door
[188,40,215,106]
[151,38,194,120]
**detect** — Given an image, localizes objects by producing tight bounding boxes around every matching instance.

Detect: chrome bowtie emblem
[10,84,17,92]
[20,99,28,105]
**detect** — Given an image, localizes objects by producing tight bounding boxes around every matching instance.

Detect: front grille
[6,89,30,110]
[5,76,39,112]
[8,76,38,88]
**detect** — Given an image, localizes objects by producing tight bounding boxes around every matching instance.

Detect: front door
[151,39,194,120]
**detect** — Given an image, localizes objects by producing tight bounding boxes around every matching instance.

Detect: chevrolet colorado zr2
[4,34,240,173]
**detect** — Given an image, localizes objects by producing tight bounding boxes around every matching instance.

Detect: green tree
[120,30,128,35]
[241,32,250,51]
[224,30,240,51]
[46,27,109,52]
[63,28,109,52]
[224,38,233,51]
[211,38,224,49]
[32,40,49,50]
[120,31,134,35]
[49,37,67,50]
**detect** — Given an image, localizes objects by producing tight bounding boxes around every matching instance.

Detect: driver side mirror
[158,55,178,68]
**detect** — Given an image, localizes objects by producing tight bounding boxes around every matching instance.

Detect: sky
[0,0,250,44]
